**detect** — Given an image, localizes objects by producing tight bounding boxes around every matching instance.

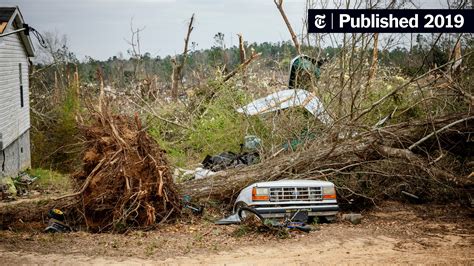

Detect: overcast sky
[2,0,310,60]
[3,0,445,61]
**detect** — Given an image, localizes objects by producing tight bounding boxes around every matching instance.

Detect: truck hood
[254,179,334,187]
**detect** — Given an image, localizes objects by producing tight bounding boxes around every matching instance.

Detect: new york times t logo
[308,9,474,33]
[314,14,326,29]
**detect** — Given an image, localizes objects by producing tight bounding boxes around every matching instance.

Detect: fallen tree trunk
[0,196,79,230]
[181,141,371,200]
[180,113,473,203]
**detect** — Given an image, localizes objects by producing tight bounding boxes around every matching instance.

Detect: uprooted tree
[1,94,182,232]
[72,114,181,231]
[58,84,181,232]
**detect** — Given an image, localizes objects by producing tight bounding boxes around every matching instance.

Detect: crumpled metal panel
[236,89,332,125]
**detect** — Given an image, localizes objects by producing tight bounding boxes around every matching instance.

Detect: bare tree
[125,19,146,78]
[223,49,261,83]
[274,0,301,54]
[237,33,248,87]
[171,14,195,101]
[237,33,246,64]
[367,33,379,87]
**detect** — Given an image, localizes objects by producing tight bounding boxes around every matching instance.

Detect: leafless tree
[274,0,301,54]
[125,19,146,78]
[171,14,195,101]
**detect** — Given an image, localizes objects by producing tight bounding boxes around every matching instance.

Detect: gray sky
[2,0,446,61]
[2,0,308,60]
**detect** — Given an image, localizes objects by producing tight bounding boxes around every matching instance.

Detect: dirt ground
[0,201,472,265]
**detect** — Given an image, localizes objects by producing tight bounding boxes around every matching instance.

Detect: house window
[19,63,24,108]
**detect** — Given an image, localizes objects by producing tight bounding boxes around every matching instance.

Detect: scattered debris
[0,177,17,200]
[401,190,421,203]
[174,135,260,180]
[202,151,259,172]
[173,167,197,181]
[15,173,38,185]
[14,173,37,196]
[373,107,397,128]
[236,89,332,125]
[173,167,216,181]
[342,214,362,225]
[44,209,72,233]
[288,55,325,89]
[281,129,316,151]
[194,167,216,179]
[182,195,204,215]
[217,206,312,233]
[215,213,241,225]
[243,135,261,150]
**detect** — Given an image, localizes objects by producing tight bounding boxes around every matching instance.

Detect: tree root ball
[74,113,181,232]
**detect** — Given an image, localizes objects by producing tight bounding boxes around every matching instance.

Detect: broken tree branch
[180,113,471,202]
[408,116,473,151]
[274,0,301,54]
[237,33,248,87]
[237,33,246,64]
[367,33,379,87]
[222,50,261,82]
[353,50,474,122]
[129,91,195,131]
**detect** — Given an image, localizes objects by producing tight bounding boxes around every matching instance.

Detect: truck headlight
[252,187,269,201]
[323,186,337,199]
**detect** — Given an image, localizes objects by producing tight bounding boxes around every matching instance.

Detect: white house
[0,6,34,180]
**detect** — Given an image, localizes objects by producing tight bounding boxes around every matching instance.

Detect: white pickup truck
[233,180,339,222]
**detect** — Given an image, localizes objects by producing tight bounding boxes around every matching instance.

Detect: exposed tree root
[71,107,181,232]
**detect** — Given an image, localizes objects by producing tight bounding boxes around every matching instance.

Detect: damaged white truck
[217,180,339,229]
[234,180,338,222]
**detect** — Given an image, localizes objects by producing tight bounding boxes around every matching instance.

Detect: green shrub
[27,168,73,192]
[147,83,248,167]
[187,88,247,156]
[31,83,81,172]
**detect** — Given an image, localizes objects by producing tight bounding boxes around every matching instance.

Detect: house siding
[0,130,30,177]
[0,22,30,151]
[0,18,31,178]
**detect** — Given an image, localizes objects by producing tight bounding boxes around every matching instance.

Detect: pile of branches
[182,113,473,208]
[72,103,181,232]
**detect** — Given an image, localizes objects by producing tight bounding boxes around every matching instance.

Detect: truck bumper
[250,204,339,218]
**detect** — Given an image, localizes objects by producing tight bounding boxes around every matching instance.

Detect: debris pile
[182,113,473,206]
[73,108,181,232]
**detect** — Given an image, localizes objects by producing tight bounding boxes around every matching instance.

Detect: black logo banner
[308,9,474,33]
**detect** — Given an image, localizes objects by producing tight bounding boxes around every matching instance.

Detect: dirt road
[1,202,472,265]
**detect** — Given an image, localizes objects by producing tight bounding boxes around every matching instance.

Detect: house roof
[0,6,34,57]
[0,7,16,22]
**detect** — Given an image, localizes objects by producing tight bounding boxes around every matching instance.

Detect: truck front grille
[269,187,322,202]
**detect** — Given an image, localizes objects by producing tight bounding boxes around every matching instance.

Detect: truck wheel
[234,202,247,213]
[238,206,265,222]
[234,202,249,219]
[235,203,266,224]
